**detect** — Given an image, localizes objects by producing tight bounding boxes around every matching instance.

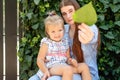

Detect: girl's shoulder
[41,37,49,42]
[40,37,51,46]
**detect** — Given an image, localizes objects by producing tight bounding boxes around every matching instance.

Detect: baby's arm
[37,43,50,79]
[66,48,78,67]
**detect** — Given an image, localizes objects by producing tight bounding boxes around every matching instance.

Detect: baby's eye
[59,29,63,32]
[51,31,55,33]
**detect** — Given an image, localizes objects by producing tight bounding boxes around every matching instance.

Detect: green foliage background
[18,0,120,80]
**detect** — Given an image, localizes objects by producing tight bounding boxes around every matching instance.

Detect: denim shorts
[29,73,81,80]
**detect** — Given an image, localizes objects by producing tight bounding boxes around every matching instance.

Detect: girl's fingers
[78,23,94,44]
[78,30,90,44]
[78,23,89,31]
[78,30,88,40]
[78,23,92,36]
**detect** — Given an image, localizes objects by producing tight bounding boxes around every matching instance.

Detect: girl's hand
[41,70,50,80]
[68,58,78,67]
[78,23,94,44]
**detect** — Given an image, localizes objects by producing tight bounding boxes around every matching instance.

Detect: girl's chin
[69,22,74,25]
[68,20,74,24]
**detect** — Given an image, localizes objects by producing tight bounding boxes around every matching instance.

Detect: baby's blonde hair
[44,11,64,37]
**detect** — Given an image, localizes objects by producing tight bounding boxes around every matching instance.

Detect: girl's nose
[66,13,70,18]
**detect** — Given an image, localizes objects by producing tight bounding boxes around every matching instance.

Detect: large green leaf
[73,2,97,26]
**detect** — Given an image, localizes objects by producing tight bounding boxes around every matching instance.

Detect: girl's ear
[45,31,50,38]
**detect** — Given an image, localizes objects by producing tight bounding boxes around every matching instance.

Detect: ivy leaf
[108,61,114,67]
[115,21,120,26]
[99,25,109,30]
[98,14,105,21]
[32,23,39,30]
[21,37,27,43]
[113,0,120,4]
[114,41,120,47]
[104,32,115,39]
[45,3,49,8]
[27,12,33,20]
[25,50,31,54]
[73,2,97,26]
[34,0,40,5]
[110,4,120,12]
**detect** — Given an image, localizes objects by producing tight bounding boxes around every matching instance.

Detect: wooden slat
[5,0,17,80]
[0,0,3,80]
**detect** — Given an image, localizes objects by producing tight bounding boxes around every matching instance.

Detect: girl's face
[61,5,75,25]
[47,24,64,42]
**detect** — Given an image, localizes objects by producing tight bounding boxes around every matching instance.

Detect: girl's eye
[62,12,66,16]
[69,9,73,13]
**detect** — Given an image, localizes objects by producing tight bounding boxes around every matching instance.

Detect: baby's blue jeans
[29,74,81,80]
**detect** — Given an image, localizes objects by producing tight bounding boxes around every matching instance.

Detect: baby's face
[47,24,64,42]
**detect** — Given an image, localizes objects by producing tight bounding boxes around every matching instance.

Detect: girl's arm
[37,43,50,77]
[66,48,78,67]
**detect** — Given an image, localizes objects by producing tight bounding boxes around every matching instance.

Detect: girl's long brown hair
[60,0,84,62]
[73,23,84,62]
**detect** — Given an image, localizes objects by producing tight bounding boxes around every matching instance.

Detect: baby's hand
[68,58,78,67]
[41,70,50,80]
[71,59,78,67]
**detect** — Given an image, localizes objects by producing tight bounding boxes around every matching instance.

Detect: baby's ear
[45,31,49,38]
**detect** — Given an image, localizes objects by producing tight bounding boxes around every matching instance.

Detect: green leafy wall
[18,0,120,80]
